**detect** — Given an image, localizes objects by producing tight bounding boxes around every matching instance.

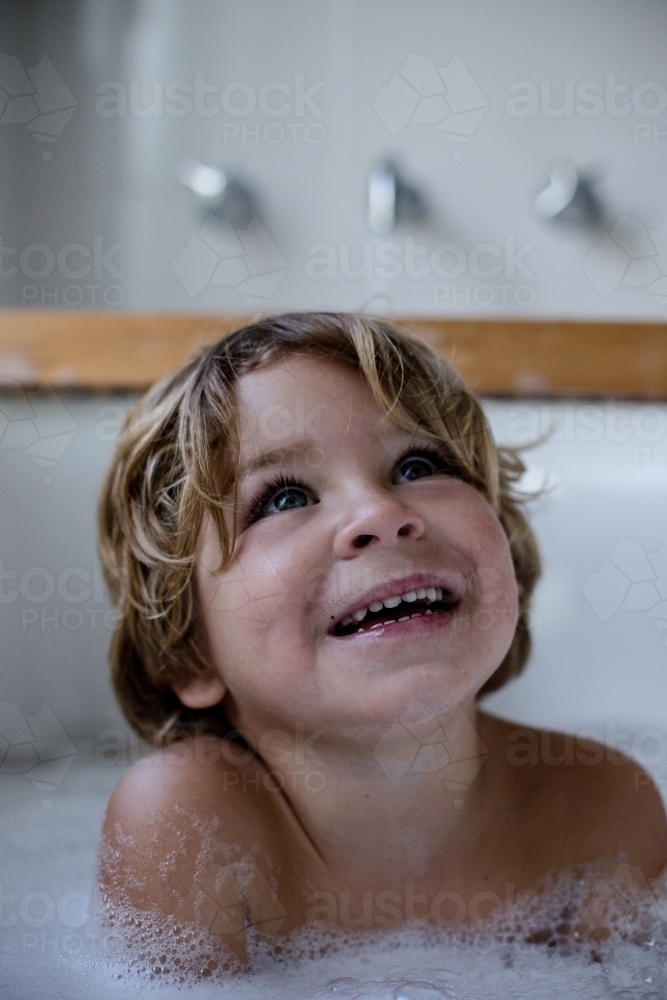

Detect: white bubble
[393,981,450,999]
[326,978,363,994]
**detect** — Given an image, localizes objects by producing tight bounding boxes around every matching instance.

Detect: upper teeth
[341,588,445,627]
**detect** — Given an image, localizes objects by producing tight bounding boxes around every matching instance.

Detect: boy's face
[192,356,519,738]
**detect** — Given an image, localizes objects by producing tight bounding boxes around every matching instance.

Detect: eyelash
[245,473,313,526]
[244,444,462,526]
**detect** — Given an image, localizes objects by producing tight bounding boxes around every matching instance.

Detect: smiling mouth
[331,587,461,637]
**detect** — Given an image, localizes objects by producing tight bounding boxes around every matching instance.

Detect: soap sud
[4,913,667,999]
[46,864,667,999]
[22,928,667,1000]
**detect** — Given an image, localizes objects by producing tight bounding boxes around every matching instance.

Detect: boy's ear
[172,674,226,709]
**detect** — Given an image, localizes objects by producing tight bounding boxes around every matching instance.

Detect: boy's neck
[236,697,495,881]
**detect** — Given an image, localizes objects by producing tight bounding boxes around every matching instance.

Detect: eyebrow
[238,440,320,478]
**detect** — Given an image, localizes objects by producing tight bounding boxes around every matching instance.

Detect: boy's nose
[333,493,425,557]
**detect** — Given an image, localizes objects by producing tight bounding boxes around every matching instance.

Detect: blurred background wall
[0,0,666,317]
[0,1,666,787]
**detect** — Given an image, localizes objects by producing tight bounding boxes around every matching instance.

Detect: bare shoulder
[102,735,264,842]
[479,711,667,880]
[98,736,276,954]
[97,735,291,965]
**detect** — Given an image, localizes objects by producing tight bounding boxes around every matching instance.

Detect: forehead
[235,355,390,444]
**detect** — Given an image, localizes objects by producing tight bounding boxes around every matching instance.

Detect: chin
[338,663,486,729]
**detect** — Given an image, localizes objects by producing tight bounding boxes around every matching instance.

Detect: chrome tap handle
[367,161,427,234]
[368,164,397,234]
[176,159,255,229]
[533,160,602,227]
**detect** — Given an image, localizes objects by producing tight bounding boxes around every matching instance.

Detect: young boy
[97,312,667,973]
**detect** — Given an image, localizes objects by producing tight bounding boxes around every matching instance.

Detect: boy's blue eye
[394,451,445,484]
[266,485,311,514]
[253,482,315,520]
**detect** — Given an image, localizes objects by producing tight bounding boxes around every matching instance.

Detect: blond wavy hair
[99,312,541,745]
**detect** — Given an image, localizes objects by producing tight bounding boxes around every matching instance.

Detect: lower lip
[329,602,461,642]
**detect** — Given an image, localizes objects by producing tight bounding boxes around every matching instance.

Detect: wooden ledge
[0,311,665,397]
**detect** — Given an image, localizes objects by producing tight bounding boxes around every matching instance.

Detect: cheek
[470,530,518,611]
[197,534,320,659]
[444,498,518,621]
